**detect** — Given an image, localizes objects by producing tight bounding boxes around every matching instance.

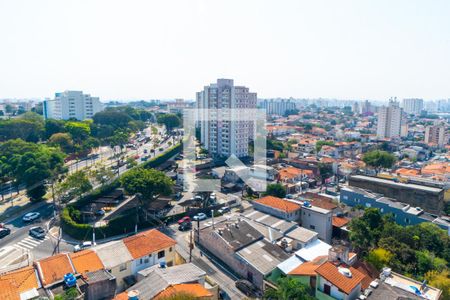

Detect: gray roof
[212,219,263,251]
[237,240,290,275]
[241,209,297,233]
[128,263,206,300]
[350,175,443,193]
[285,226,318,243]
[84,270,115,284]
[137,263,206,284]
[93,240,133,269]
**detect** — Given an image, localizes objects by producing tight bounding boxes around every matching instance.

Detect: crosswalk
[14,236,49,251]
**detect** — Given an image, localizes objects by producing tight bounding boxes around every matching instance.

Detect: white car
[73,241,95,252]
[22,212,40,222]
[193,213,207,221]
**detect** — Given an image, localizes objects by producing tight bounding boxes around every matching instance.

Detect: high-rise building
[259,99,296,116]
[402,98,423,115]
[196,79,257,158]
[425,122,447,148]
[360,100,374,115]
[43,91,103,120]
[377,99,402,139]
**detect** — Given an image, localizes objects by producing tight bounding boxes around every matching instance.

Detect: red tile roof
[332,216,350,228]
[0,266,40,300]
[315,262,365,295]
[154,283,213,299]
[288,256,328,276]
[123,229,176,259]
[254,196,301,213]
[36,253,75,286]
[69,250,104,274]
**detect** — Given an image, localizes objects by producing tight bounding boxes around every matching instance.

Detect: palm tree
[264,277,315,300]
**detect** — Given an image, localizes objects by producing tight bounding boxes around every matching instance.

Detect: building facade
[44,90,103,120]
[259,99,296,116]
[376,99,402,139]
[424,122,447,148]
[402,98,424,115]
[196,79,257,157]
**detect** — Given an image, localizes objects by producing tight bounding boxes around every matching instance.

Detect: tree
[367,248,393,269]
[120,167,173,203]
[59,171,92,202]
[425,270,450,300]
[316,140,334,152]
[93,110,132,128]
[157,114,181,131]
[91,166,114,187]
[264,277,314,300]
[0,119,44,142]
[49,133,74,153]
[45,119,66,139]
[362,150,396,173]
[26,184,47,202]
[65,121,91,143]
[264,183,286,198]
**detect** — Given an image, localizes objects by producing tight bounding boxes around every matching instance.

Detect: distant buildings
[402,98,423,115]
[259,99,296,116]
[196,79,257,158]
[424,121,447,148]
[43,90,104,120]
[376,99,402,139]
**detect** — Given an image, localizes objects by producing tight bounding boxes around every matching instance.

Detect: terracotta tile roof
[154,283,213,299]
[395,168,420,176]
[278,167,314,181]
[36,253,75,286]
[0,266,40,300]
[315,262,365,295]
[69,250,104,274]
[123,229,176,259]
[302,193,337,210]
[332,216,350,228]
[353,261,380,290]
[288,256,328,276]
[254,196,301,213]
[113,292,128,300]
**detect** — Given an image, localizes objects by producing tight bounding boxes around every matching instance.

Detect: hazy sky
[1,0,450,101]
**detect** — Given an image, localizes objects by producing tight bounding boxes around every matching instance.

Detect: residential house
[69,249,104,275]
[0,266,42,300]
[123,229,177,274]
[34,253,76,288]
[252,196,302,221]
[298,201,333,244]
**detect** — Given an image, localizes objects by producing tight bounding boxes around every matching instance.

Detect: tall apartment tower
[377,98,402,139]
[259,98,296,116]
[402,98,423,115]
[196,79,257,158]
[425,122,447,148]
[43,90,103,120]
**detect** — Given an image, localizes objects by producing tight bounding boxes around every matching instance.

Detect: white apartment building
[43,90,103,120]
[402,98,424,115]
[425,122,447,148]
[259,98,296,116]
[196,79,257,158]
[377,99,402,139]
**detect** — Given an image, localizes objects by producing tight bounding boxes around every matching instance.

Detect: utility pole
[189,229,193,263]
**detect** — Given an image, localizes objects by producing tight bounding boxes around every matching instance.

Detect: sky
[1,0,450,101]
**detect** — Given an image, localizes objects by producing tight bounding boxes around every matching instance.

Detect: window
[324,284,331,295]
[310,225,316,230]
[169,247,172,252]
[144,258,149,264]
[119,264,127,271]
[139,258,143,264]
[158,250,165,259]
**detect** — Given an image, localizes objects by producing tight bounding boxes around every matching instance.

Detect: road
[0,202,72,272]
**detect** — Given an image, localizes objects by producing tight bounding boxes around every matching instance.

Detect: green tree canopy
[65,121,91,143]
[58,171,92,202]
[362,150,396,170]
[264,183,287,198]
[49,133,75,153]
[157,114,181,131]
[120,167,173,202]
[264,277,315,300]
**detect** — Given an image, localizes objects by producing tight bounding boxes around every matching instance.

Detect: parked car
[143,149,148,154]
[73,241,94,252]
[218,206,230,214]
[235,280,259,297]
[29,226,46,239]
[178,222,192,231]
[0,227,11,239]
[22,212,40,222]
[95,209,105,216]
[193,213,207,221]
[177,216,191,225]
[218,289,231,300]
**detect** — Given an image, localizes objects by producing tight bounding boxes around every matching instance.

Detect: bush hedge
[142,143,182,169]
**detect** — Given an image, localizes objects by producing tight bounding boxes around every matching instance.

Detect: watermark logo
[182,108,267,193]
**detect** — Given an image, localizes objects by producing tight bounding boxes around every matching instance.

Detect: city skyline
[1,0,450,100]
